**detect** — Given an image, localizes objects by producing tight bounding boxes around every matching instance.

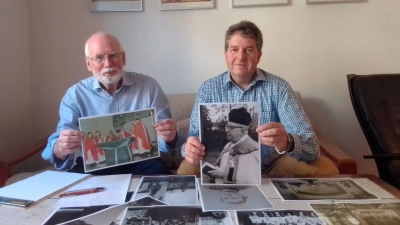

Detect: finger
[256,122,283,133]
[154,119,174,127]
[185,156,200,165]
[60,130,84,137]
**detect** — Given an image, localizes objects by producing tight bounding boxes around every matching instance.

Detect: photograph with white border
[79,108,159,172]
[120,205,232,225]
[199,102,261,185]
[132,175,198,205]
[236,209,324,225]
[310,201,400,225]
[270,178,380,201]
[197,180,273,211]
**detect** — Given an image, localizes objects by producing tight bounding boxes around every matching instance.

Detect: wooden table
[0,174,398,225]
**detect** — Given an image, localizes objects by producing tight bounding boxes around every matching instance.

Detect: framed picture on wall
[89,0,143,12]
[232,0,289,8]
[160,0,215,11]
[306,0,366,4]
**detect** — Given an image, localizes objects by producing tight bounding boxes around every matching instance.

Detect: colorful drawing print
[79,108,159,172]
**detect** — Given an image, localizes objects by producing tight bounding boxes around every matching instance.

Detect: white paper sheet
[54,174,131,208]
[0,171,90,206]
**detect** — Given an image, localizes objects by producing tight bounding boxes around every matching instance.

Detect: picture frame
[160,0,215,11]
[232,0,289,8]
[89,0,143,12]
[306,0,366,4]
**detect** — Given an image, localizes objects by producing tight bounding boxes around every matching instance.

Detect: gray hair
[84,32,124,57]
[224,21,263,52]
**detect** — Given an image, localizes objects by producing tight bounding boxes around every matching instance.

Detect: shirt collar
[223,69,267,86]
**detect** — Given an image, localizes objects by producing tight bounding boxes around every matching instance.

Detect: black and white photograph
[199,102,261,185]
[79,108,159,173]
[121,206,232,225]
[57,202,128,225]
[133,175,198,205]
[42,205,111,225]
[236,210,324,225]
[310,202,400,225]
[270,178,379,201]
[127,196,169,207]
[197,183,273,212]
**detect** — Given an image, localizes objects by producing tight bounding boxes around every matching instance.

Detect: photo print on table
[236,210,324,225]
[121,206,233,225]
[270,178,380,201]
[197,181,273,212]
[79,108,159,172]
[199,102,261,185]
[310,202,400,225]
[132,175,198,205]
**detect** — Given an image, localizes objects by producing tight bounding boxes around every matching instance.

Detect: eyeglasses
[87,52,123,63]
[225,125,243,131]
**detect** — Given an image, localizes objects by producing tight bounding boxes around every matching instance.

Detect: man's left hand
[155,119,177,143]
[256,122,288,151]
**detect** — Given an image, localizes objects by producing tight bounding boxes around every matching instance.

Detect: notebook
[0,171,90,208]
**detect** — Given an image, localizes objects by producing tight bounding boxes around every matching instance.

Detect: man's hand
[184,136,205,165]
[54,130,84,160]
[256,122,288,151]
[155,119,177,143]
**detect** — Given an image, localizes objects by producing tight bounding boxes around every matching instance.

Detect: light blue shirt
[182,69,320,172]
[43,72,185,170]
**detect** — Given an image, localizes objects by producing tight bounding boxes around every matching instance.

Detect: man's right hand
[54,130,84,160]
[184,136,205,165]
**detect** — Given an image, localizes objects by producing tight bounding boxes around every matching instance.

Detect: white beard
[93,67,123,85]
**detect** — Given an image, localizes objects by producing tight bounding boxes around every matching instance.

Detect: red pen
[59,187,106,197]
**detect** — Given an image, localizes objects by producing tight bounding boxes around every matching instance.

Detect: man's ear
[85,58,92,72]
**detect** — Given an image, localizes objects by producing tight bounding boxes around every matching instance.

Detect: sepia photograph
[79,108,159,173]
[270,178,379,201]
[133,175,198,205]
[197,182,273,212]
[311,202,400,225]
[236,210,324,225]
[121,206,232,225]
[199,102,261,185]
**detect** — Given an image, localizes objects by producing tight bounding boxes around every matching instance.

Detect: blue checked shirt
[42,72,185,170]
[182,69,320,172]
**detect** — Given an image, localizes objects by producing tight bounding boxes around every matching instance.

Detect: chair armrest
[0,136,49,187]
[316,131,358,174]
[364,154,400,160]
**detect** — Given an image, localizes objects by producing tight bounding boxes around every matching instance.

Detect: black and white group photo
[121,206,232,225]
[236,210,324,225]
[199,102,261,185]
[270,178,379,201]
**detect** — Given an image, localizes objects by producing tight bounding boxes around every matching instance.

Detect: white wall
[0,0,39,173]
[2,0,400,175]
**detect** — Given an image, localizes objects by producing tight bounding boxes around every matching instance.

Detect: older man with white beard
[42,32,183,175]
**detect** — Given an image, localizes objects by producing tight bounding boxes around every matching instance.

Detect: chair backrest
[347,74,400,189]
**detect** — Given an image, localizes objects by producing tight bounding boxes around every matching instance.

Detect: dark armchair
[347,74,400,189]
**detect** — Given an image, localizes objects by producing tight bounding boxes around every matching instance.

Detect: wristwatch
[274,133,294,154]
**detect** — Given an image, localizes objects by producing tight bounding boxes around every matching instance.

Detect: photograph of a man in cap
[198,102,261,185]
